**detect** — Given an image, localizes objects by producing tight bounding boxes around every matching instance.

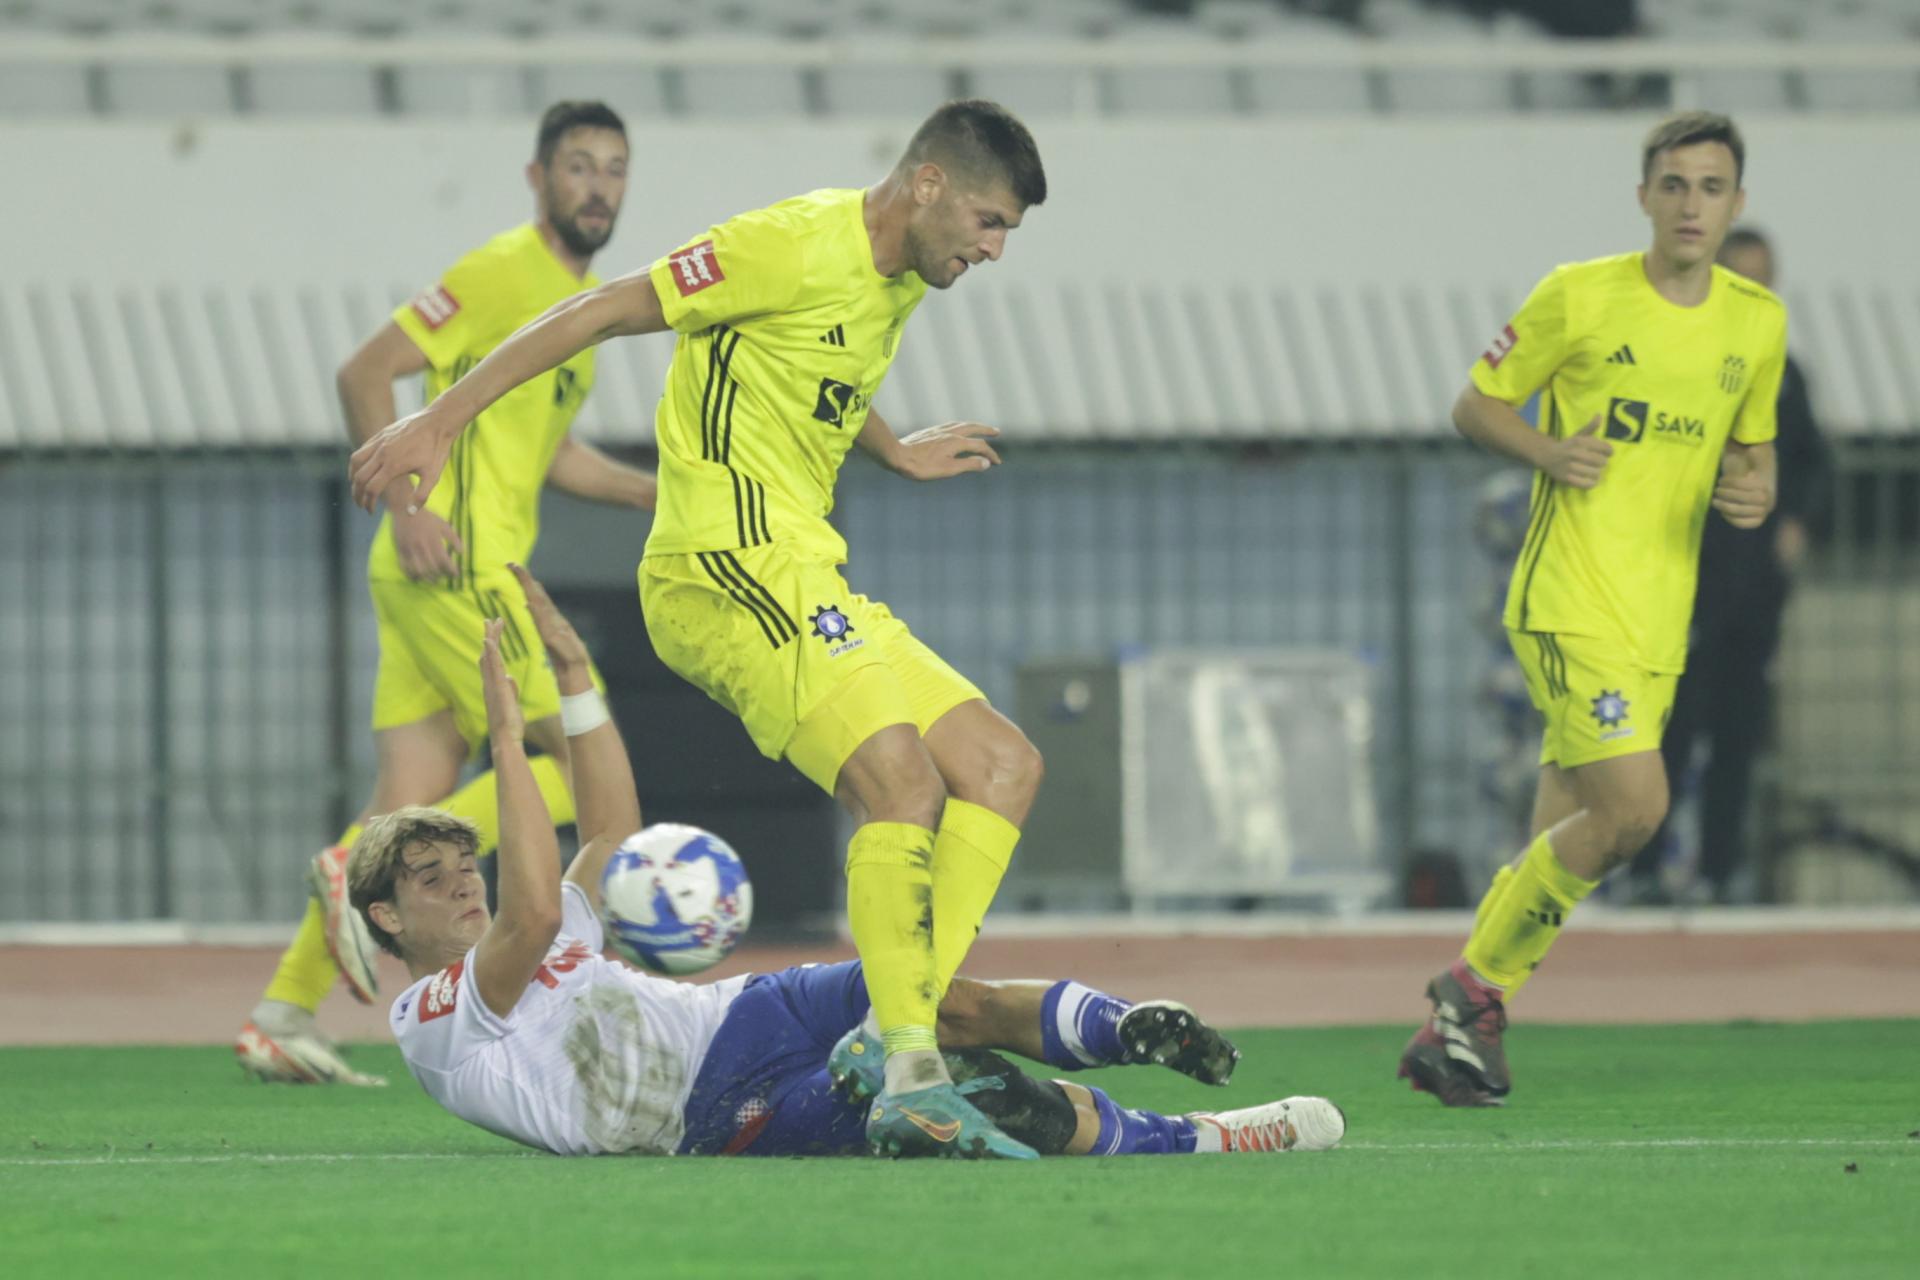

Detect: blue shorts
[677,961,872,1157]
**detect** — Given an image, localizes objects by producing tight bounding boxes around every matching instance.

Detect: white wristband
[559,688,610,737]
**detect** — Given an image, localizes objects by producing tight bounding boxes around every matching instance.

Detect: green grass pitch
[4,1022,1916,1279]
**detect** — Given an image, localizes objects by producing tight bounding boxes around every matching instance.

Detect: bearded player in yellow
[1399,112,1785,1106]
[237,102,657,1085]
[351,101,1053,1157]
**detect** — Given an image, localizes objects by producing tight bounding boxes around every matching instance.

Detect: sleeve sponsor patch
[667,240,725,297]
[1482,323,1518,369]
[419,960,464,1022]
[410,284,461,331]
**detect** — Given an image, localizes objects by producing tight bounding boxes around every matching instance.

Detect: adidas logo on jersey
[1605,344,1637,365]
[819,324,847,347]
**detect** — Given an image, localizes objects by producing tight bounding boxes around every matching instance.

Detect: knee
[969,727,1044,808]
[1599,793,1669,871]
[844,743,947,831]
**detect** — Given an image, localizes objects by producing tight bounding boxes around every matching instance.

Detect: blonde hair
[347,806,481,959]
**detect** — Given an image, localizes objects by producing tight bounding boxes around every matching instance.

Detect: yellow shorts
[1509,629,1676,769]
[369,572,563,750]
[639,544,984,794]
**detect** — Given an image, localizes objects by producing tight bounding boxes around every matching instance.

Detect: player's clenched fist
[1542,415,1613,490]
[1711,446,1775,529]
[479,618,525,746]
[350,408,457,514]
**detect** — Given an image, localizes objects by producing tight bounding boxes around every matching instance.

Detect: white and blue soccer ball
[599,824,753,976]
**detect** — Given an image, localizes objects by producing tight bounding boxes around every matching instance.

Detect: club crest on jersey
[668,240,724,297]
[809,605,864,657]
[1590,690,1632,740]
[1483,323,1518,369]
[1719,354,1747,395]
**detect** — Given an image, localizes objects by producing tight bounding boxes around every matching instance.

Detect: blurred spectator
[1632,227,1831,904]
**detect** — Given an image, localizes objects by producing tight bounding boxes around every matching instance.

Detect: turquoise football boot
[866,1081,1039,1161]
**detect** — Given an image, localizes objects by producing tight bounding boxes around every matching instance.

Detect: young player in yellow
[1399,112,1785,1107]
[349,101,1050,1158]
[236,103,657,1086]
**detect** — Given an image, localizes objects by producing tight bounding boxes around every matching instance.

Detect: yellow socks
[1461,831,1599,994]
[844,821,940,1056]
[432,754,577,855]
[260,756,576,1014]
[930,798,1020,997]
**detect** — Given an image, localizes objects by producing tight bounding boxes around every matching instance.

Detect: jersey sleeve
[392,245,516,374]
[1470,267,1576,406]
[1731,309,1787,445]
[648,208,806,334]
[394,950,509,1073]
[558,880,605,953]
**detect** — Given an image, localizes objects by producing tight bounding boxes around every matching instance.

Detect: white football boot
[235,1003,386,1087]
[308,844,380,1004]
[1190,1096,1346,1153]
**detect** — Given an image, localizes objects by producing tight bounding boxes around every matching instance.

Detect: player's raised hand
[1543,415,1612,489]
[1712,447,1775,529]
[392,508,467,584]
[507,562,591,681]
[349,408,456,514]
[894,421,1003,481]
[479,618,525,746]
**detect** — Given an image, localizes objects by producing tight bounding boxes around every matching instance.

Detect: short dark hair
[535,100,627,167]
[901,99,1047,208]
[1641,110,1745,186]
[1720,226,1771,257]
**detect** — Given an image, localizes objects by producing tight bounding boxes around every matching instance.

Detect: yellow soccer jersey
[1473,252,1787,672]
[368,223,597,584]
[643,188,927,564]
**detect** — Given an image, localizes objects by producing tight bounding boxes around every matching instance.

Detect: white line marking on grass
[4,1138,1914,1166]
[1345,1138,1916,1152]
[1,1152,544,1167]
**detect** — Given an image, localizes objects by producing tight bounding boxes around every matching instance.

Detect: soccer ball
[599,824,753,976]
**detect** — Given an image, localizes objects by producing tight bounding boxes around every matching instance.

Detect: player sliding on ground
[1401,111,1784,1106]
[352,100,1055,1157]
[352,565,1345,1159]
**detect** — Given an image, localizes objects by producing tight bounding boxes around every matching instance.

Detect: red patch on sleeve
[410,284,461,331]
[419,960,464,1022]
[666,240,725,297]
[1483,323,1518,369]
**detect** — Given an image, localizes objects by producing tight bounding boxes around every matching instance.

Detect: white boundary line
[3,1138,1912,1167]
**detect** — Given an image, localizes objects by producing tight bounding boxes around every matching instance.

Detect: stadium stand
[3,1,1919,120]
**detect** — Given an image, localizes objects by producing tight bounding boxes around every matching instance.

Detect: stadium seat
[0,62,93,116]
[528,63,670,118]
[1240,11,1375,115]
[395,65,534,117]
[1104,19,1239,116]
[101,63,237,116]
[247,63,383,116]
[1365,0,1517,114]
[1643,0,1796,111]
[1796,2,1920,111]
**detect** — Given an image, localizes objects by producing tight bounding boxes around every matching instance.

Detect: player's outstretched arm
[470,618,565,1017]
[545,435,658,511]
[856,405,1001,480]
[337,322,467,581]
[506,563,643,913]
[348,271,670,513]
[1453,386,1612,490]
[1713,440,1777,529]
